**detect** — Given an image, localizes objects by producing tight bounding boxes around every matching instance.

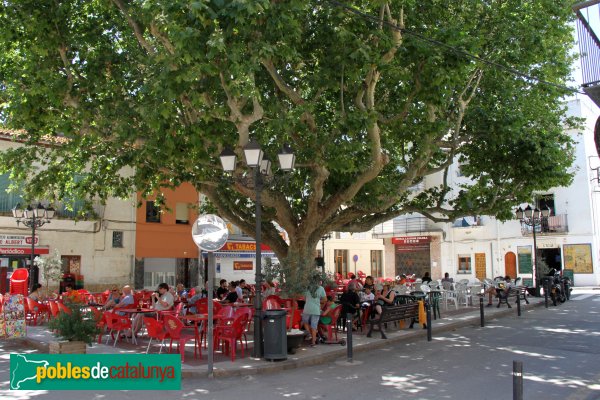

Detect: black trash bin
[263,309,288,361]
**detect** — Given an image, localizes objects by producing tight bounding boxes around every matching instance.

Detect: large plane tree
[0,1,578,261]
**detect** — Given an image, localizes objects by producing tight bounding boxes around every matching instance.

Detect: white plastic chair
[455,283,472,306]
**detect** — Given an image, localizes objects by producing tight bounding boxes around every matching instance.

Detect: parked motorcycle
[547,269,567,306]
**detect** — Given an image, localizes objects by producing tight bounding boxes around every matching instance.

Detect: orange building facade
[134,183,201,290]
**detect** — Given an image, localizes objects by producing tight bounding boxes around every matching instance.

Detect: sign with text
[392,236,432,245]
[0,235,38,246]
[233,261,253,271]
[0,247,49,255]
[10,354,181,390]
[564,244,593,274]
[222,242,272,251]
[517,246,532,274]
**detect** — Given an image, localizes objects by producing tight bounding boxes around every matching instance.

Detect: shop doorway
[540,248,562,273]
[395,249,431,279]
[504,252,517,279]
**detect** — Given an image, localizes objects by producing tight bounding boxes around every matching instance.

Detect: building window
[371,250,383,277]
[146,201,161,223]
[334,249,348,278]
[112,231,123,248]
[0,173,24,212]
[143,271,176,289]
[175,202,189,224]
[458,255,472,273]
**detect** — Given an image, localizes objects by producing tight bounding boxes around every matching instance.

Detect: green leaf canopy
[0,1,578,259]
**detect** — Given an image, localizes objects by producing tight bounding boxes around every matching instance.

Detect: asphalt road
[1,288,600,400]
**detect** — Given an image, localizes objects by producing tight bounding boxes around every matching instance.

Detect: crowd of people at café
[24,270,512,347]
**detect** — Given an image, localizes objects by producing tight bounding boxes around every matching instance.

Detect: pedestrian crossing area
[571,293,600,301]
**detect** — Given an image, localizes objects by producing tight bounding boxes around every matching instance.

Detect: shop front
[392,236,432,279]
[0,234,49,293]
[209,241,276,284]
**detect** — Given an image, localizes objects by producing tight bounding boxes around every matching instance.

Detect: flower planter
[49,340,87,354]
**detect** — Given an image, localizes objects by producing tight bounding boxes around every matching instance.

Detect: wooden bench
[367,303,420,339]
[497,286,529,308]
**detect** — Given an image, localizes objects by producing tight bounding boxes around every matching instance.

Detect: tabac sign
[0,235,38,246]
[222,242,272,251]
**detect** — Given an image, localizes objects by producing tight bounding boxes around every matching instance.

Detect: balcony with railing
[520,214,569,236]
[574,1,600,107]
[372,216,442,238]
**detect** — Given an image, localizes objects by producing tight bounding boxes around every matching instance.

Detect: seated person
[318,295,337,337]
[421,272,432,284]
[362,276,375,291]
[63,285,83,303]
[187,284,206,314]
[484,276,513,306]
[339,283,361,327]
[221,283,239,304]
[103,286,121,310]
[345,274,363,291]
[441,272,454,283]
[29,284,45,301]
[374,282,395,316]
[113,285,135,315]
[216,279,229,300]
[175,283,188,300]
[360,286,375,307]
[131,283,174,337]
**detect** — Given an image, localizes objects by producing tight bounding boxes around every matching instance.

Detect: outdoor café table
[181,314,208,357]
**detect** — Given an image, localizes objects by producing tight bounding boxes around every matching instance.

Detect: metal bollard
[426,301,432,341]
[544,282,549,308]
[513,361,523,400]
[479,296,485,327]
[346,313,353,363]
[516,293,521,317]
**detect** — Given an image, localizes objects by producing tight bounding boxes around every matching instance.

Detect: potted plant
[264,256,333,354]
[47,302,101,354]
[35,249,63,296]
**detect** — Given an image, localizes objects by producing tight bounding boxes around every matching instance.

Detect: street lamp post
[320,234,331,273]
[11,203,55,292]
[219,141,295,359]
[515,204,550,297]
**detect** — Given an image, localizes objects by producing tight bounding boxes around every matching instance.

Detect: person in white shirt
[131,283,174,337]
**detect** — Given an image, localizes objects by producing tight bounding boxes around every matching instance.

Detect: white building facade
[373,98,600,287]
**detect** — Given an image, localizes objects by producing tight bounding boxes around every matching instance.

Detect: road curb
[15,300,545,379]
[182,300,545,379]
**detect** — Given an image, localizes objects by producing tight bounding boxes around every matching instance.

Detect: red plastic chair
[57,302,72,315]
[90,307,107,344]
[9,268,29,296]
[162,314,197,362]
[262,297,282,310]
[48,301,59,318]
[318,304,342,342]
[160,302,183,319]
[25,297,48,326]
[234,307,254,349]
[214,313,249,361]
[143,317,168,354]
[105,312,135,346]
[286,308,302,330]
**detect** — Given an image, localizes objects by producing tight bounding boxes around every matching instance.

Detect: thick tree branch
[111,0,156,55]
